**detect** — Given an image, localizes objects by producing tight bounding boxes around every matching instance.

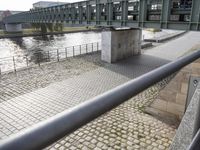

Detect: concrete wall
[147,57,200,120]
[5,23,22,32]
[170,84,200,150]
[101,28,141,63]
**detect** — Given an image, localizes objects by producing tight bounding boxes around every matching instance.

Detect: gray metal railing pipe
[0,50,200,150]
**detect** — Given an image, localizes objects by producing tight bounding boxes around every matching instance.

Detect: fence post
[65,48,68,59]
[38,53,41,67]
[26,55,29,67]
[48,51,50,61]
[92,43,93,52]
[73,46,75,57]
[57,49,60,62]
[80,45,81,55]
[86,44,88,54]
[13,56,16,73]
[0,66,1,79]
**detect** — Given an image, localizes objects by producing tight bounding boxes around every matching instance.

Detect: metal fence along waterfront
[0,42,100,75]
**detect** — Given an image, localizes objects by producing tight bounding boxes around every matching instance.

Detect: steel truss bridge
[3,0,200,31]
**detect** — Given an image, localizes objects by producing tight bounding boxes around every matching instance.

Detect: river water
[0,30,177,72]
[0,32,102,72]
[0,32,101,59]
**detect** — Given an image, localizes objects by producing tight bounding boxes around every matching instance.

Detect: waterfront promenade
[1,31,200,149]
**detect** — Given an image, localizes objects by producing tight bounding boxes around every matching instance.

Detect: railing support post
[13,56,16,73]
[65,48,68,59]
[86,44,88,54]
[79,45,81,55]
[0,66,1,79]
[57,49,60,62]
[73,46,75,56]
[38,53,41,67]
[47,51,50,61]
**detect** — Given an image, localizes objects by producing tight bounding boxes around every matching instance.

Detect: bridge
[3,0,199,63]
[3,0,199,31]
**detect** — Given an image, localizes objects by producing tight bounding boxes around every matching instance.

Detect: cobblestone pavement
[0,51,177,149]
[47,78,175,150]
[0,52,104,103]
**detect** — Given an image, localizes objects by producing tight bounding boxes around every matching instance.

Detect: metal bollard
[92,43,93,52]
[97,42,99,51]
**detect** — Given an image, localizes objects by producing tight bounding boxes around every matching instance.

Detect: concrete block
[101,28,141,63]
[101,31,112,63]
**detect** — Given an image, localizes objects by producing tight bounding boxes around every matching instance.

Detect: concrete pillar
[101,28,141,63]
[5,23,22,32]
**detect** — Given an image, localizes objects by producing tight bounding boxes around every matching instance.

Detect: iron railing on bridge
[0,42,100,76]
[0,50,199,150]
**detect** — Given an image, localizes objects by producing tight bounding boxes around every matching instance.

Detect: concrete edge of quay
[144,31,187,43]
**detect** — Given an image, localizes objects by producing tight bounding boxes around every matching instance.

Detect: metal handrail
[0,50,200,150]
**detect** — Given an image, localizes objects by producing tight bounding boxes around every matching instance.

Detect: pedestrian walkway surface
[1,31,200,149]
[144,31,200,61]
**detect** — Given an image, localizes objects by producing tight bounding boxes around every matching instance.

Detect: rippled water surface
[0,32,101,59]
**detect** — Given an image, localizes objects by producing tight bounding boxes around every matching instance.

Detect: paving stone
[0,53,175,149]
